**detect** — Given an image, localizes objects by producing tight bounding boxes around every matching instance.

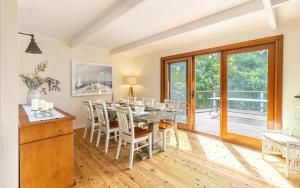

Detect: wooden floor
[73,128,300,188]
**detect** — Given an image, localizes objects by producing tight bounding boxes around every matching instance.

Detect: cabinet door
[20,134,74,188]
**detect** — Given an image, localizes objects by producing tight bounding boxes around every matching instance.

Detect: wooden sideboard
[19,105,76,188]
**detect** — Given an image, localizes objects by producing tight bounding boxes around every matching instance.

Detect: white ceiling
[19,0,300,56]
[83,0,250,49]
[19,0,121,41]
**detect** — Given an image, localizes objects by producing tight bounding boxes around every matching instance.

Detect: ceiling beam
[263,0,277,30]
[111,0,289,54]
[70,0,144,47]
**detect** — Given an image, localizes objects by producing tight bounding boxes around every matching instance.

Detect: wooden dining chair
[159,99,181,151]
[142,97,155,107]
[95,102,119,153]
[82,100,99,143]
[115,106,152,169]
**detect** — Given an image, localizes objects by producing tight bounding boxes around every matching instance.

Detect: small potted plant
[20,60,61,104]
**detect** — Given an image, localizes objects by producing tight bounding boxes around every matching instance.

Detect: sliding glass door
[221,44,275,147]
[164,57,192,129]
[161,36,282,148]
[194,53,221,136]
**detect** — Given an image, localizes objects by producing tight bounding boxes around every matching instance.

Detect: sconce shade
[25,37,42,54]
[123,76,139,85]
[18,32,42,54]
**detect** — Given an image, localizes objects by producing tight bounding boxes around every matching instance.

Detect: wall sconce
[18,32,42,54]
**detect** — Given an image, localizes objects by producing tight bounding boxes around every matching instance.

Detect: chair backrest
[94,102,109,129]
[116,107,135,138]
[125,96,137,106]
[142,97,155,107]
[164,99,180,112]
[135,100,143,106]
[163,99,182,122]
[82,100,94,122]
[155,102,166,109]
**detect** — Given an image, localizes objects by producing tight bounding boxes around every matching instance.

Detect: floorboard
[72,128,300,188]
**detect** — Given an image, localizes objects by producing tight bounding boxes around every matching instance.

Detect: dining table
[93,102,178,160]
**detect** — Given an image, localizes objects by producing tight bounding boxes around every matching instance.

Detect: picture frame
[71,60,112,96]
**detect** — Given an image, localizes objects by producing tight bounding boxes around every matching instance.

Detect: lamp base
[128,86,134,97]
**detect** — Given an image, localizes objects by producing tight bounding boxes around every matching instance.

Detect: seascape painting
[72,60,112,96]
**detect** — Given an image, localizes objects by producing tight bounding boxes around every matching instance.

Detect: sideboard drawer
[20,120,73,144]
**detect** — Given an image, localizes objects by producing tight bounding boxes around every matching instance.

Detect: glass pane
[227,49,268,139]
[195,53,221,136]
[169,62,187,123]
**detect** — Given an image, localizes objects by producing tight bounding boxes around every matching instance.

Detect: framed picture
[71,60,112,96]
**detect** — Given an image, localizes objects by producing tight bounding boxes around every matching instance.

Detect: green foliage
[169,50,269,111]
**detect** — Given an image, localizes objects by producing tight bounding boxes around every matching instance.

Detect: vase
[27,89,40,105]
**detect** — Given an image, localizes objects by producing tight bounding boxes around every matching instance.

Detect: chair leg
[116,137,122,160]
[129,142,135,169]
[83,125,88,139]
[262,142,265,160]
[163,130,167,151]
[149,135,152,158]
[114,130,118,142]
[96,127,102,148]
[286,159,289,178]
[104,131,109,154]
[89,124,95,143]
[174,127,179,146]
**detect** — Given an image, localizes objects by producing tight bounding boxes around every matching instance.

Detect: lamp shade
[25,37,42,54]
[123,76,139,85]
[18,32,42,54]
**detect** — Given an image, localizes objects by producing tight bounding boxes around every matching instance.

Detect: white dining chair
[82,100,99,143]
[155,102,166,110]
[95,102,119,153]
[125,96,137,106]
[159,99,181,151]
[134,100,143,106]
[115,106,152,169]
[142,97,155,107]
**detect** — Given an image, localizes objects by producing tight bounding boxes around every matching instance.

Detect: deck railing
[170,90,268,112]
[195,90,267,112]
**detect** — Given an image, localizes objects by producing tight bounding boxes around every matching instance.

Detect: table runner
[22,105,66,122]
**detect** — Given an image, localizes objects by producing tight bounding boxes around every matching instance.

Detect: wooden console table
[19,105,75,188]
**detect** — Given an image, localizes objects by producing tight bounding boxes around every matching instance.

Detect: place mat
[22,105,66,122]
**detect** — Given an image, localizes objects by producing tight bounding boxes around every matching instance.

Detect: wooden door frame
[162,57,194,130]
[161,35,283,145]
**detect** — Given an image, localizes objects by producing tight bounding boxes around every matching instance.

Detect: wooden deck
[73,128,300,188]
[195,110,266,139]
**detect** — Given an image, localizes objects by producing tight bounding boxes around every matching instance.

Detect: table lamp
[123,76,139,97]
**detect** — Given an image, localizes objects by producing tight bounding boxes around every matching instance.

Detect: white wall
[0,0,19,187]
[19,37,134,128]
[132,17,300,136]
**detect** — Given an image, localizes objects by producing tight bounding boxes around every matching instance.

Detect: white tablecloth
[22,105,66,122]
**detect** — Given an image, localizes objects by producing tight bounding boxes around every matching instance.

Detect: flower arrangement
[20,61,61,103]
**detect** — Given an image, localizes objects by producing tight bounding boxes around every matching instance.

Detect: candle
[44,102,49,111]
[39,100,45,109]
[31,99,39,111]
[49,102,54,109]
